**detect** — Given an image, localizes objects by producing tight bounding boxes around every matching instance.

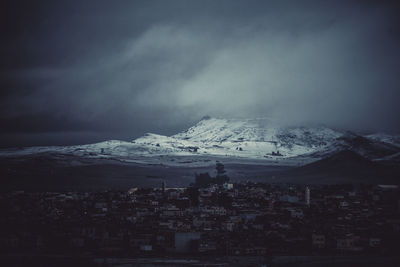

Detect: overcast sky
[1,0,399,147]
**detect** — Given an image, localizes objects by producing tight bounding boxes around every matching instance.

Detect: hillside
[279,150,400,184]
[0,117,399,167]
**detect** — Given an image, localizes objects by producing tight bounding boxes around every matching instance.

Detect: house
[140,245,152,251]
[336,234,361,251]
[173,232,201,253]
[289,209,304,219]
[280,195,299,203]
[312,234,326,249]
[198,240,217,253]
[369,238,381,248]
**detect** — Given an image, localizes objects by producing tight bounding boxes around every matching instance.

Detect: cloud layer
[1,0,400,147]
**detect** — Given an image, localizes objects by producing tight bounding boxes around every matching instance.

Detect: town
[1,174,400,265]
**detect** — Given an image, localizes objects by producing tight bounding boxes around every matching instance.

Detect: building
[312,234,326,249]
[305,186,310,206]
[173,232,201,253]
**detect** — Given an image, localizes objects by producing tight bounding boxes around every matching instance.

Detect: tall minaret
[305,186,310,206]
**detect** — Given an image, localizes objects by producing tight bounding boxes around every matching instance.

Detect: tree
[195,172,213,187]
[215,161,226,177]
[187,187,199,207]
[215,161,229,185]
[194,162,230,187]
[218,192,232,208]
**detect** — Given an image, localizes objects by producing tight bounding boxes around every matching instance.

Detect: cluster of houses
[0,183,399,257]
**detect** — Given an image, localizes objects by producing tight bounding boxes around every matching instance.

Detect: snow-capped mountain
[0,117,399,166]
[137,117,344,158]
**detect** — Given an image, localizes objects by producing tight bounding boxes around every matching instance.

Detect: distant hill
[278,150,400,184]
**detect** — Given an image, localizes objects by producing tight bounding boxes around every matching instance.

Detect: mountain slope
[136,117,344,159]
[277,150,400,184]
[0,117,399,167]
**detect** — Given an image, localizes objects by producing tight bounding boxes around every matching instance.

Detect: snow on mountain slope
[167,117,343,158]
[0,117,398,166]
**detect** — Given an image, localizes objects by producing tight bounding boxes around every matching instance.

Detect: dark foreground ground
[0,156,290,191]
[1,255,400,267]
[1,153,399,191]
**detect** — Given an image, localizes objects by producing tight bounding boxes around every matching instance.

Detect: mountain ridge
[0,117,399,167]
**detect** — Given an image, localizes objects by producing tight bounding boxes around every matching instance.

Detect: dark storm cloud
[1,0,400,147]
